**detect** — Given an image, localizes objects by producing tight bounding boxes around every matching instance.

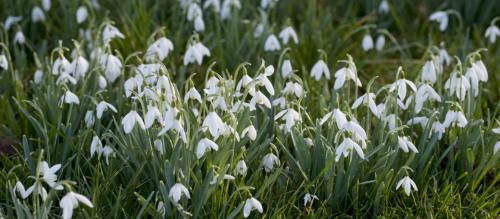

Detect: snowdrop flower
[243,197,263,218]
[407,116,429,128]
[439,44,451,66]
[429,11,449,32]
[396,96,413,110]
[465,67,479,97]
[484,24,500,43]
[241,125,257,141]
[249,91,272,110]
[281,81,303,98]
[389,79,417,100]
[235,160,248,176]
[341,121,368,143]
[335,137,365,162]
[76,6,88,24]
[334,66,361,90]
[444,71,470,101]
[100,53,122,83]
[145,37,174,62]
[310,60,330,81]
[187,3,202,21]
[274,109,301,133]
[320,109,347,129]
[220,0,241,20]
[415,84,441,113]
[378,0,389,14]
[98,75,107,89]
[352,93,378,116]
[471,60,488,82]
[40,161,63,189]
[42,0,51,11]
[494,142,500,154]
[56,73,77,85]
[196,138,219,158]
[303,193,319,206]
[431,121,445,139]
[14,31,26,45]
[144,105,163,129]
[375,35,385,51]
[184,42,211,65]
[396,176,418,196]
[361,34,374,51]
[153,139,165,155]
[70,56,89,80]
[421,61,437,84]
[262,153,280,172]
[443,110,467,128]
[33,69,43,84]
[210,174,236,185]
[0,54,8,70]
[184,87,202,103]
[492,127,500,134]
[254,23,265,38]
[169,183,190,204]
[264,34,281,51]
[4,16,22,31]
[121,110,146,134]
[90,136,102,158]
[13,181,34,199]
[202,112,227,138]
[281,59,293,78]
[193,16,205,32]
[398,136,418,153]
[59,192,94,219]
[95,101,117,119]
[31,6,46,22]
[279,26,298,44]
[61,90,80,105]
[84,111,95,128]
[102,23,125,44]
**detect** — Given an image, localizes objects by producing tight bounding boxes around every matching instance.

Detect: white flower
[397,136,418,153]
[254,23,265,38]
[279,26,298,44]
[431,121,445,139]
[281,81,303,98]
[96,101,117,119]
[406,116,429,128]
[196,138,219,158]
[145,37,174,62]
[202,112,227,139]
[320,108,347,129]
[334,67,361,90]
[33,69,43,84]
[378,0,389,14]
[396,176,418,196]
[495,142,500,154]
[444,71,470,101]
[154,139,164,155]
[262,153,280,172]
[32,6,46,22]
[303,193,319,206]
[61,90,80,105]
[465,67,479,97]
[42,0,51,11]
[361,34,374,51]
[249,91,271,110]
[389,79,417,100]
[484,24,500,43]
[375,35,385,51]
[241,125,257,141]
[13,181,34,199]
[184,87,202,103]
[220,0,241,20]
[341,121,368,141]
[100,53,122,83]
[121,110,146,134]
[84,111,94,128]
[274,108,301,133]
[168,183,190,204]
[40,161,63,189]
[351,93,378,116]
[184,42,211,65]
[429,11,449,32]
[4,16,22,31]
[13,30,26,44]
[102,23,125,44]
[90,136,102,158]
[264,34,281,51]
[243,197,263,218]
[70,56,89,80]
[335,137,365,162]
[59,192,94,219]
[0,54,8,70]
[443,110,468,128]
[439,45,451,66]
[235,160,248,176]
[471,60,488,82]
[415,84,441,113]
[421,61,437,84]
[492,127,500,134]
[281,59,293,78]
[210,174,236,185]
[98,75,107,89]
[76,6,88,24]
[144,105,163,129]
[310,60,330,81]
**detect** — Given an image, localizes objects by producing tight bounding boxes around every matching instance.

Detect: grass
[0,0,499,218]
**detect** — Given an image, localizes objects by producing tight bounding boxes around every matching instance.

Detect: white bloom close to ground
[243,197,263,218]
[396,176,418,196]
[59,192,94,219]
